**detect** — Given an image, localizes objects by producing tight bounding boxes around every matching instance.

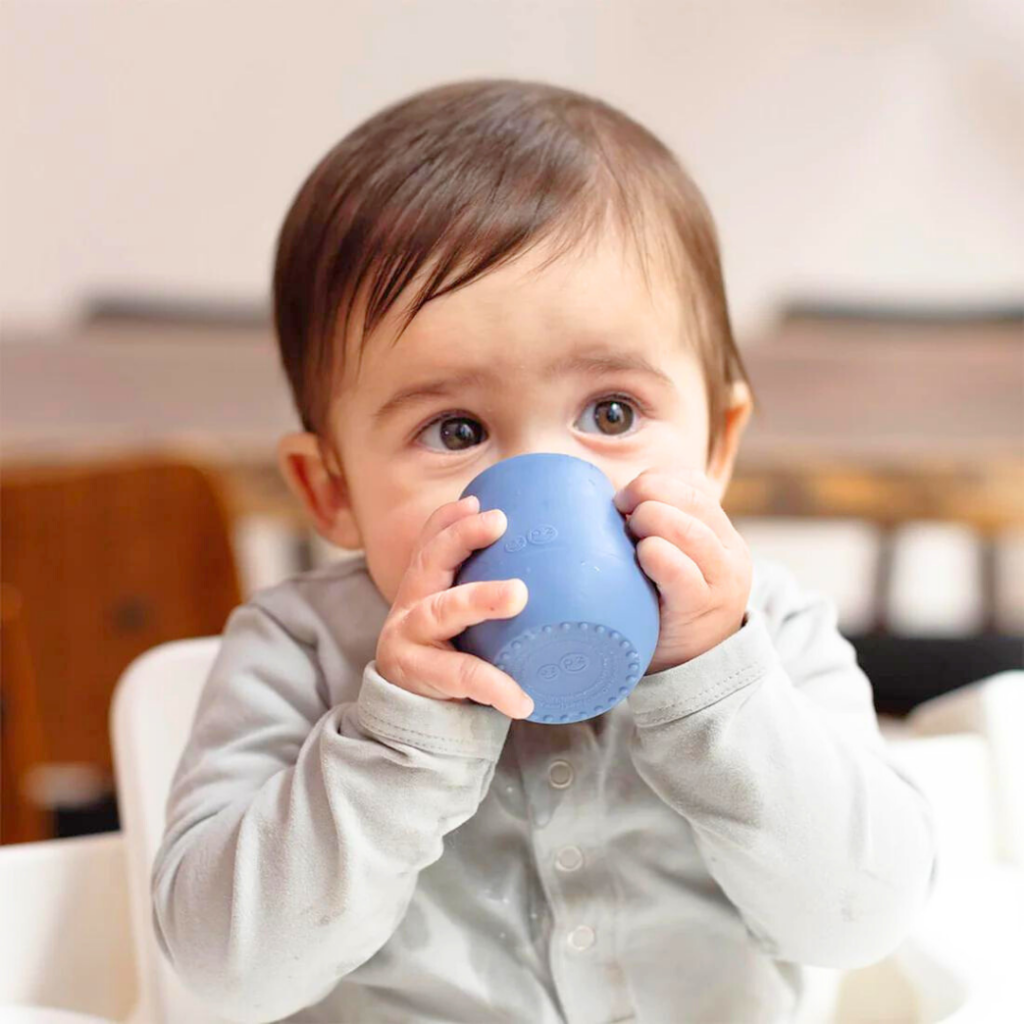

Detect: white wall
[2,0,1022,338]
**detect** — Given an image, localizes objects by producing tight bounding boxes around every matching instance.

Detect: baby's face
[321,227,744,605]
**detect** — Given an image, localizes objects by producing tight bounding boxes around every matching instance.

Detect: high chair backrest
[110,637,226,1024]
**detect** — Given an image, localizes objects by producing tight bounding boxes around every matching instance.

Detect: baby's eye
[575,395,638,436]
[417,414,487,452]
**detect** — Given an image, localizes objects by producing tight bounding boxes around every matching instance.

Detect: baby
[152,80,937,1023]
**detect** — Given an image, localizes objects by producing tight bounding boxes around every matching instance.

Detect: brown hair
[273,78,754,463]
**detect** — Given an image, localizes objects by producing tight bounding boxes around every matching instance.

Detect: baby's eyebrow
[549,350,675,388]
[372,370,492,424]
[372,348,675,424]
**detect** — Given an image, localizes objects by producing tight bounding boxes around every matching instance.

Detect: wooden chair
[0,458,242,844]
[1,584,50,843]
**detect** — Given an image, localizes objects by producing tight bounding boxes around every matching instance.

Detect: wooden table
[727,319,1024,532]
[2,319,1022,531]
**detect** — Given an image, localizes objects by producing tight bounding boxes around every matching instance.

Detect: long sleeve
[626,559,938,969]
[150,600,512,1023]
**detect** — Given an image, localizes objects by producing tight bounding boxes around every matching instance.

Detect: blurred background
[1,0,1022,847]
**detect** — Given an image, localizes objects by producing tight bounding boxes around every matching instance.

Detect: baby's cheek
[363,507,434,605]
[367,535,415,607]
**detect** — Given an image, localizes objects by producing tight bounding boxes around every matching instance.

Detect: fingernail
[463,495,479,510]
[519,695,535,718]
[486,508,505,526]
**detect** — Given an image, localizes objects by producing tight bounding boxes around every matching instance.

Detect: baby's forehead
[336,227,697,405]
[381,257,683,360]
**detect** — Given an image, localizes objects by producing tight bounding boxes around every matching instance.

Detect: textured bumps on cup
[452,453,660,723]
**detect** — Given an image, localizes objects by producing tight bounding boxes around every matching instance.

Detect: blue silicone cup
[452,453,660,724]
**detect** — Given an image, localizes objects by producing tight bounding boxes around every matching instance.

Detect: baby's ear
[706,380,753,500]
[276,432,363,550]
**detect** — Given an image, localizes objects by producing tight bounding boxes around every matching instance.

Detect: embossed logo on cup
[528,524,558,545]
[560,653,590,673]
[503,534,528,553]
[538,664,559,681]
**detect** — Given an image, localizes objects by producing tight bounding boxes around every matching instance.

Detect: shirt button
[548,759,574,789]
[567,924,596,951]
[555,845,584,872]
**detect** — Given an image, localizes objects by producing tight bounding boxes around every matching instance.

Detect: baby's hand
[614,467,753,672]
[375,495,535,719]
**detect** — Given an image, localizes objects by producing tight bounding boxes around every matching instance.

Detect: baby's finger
[636,535,709,601]
[404,507,510,605]
[423,493,480,537]
[405,578,528,645]
[614,470,736,548]
[394,496,481,606]
[626,500,728,585]
[405,644,535,719]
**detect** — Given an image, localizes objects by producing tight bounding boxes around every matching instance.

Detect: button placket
[512,723,626,1022]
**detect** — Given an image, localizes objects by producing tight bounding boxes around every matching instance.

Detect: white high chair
[109,639,226,1024]
[2,643,1021,1023]
[0,831,137,1022]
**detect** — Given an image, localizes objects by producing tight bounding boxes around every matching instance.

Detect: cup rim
[459,452,608,497]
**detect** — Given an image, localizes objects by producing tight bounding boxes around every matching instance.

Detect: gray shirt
[151,551,937,1024]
